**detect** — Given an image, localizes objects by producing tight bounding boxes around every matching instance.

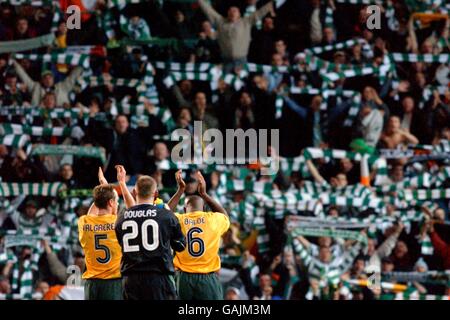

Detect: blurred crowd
[0,0,449,300]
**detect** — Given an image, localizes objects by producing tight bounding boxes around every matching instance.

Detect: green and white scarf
[76,75,143,90]
[11,259,34,300]
[305,38,367,55]
[120,15,151,41]
[395,291,450,300]
[0,182,65,197]
[154,61,214,73]
[375,173,432,193]
[0,123,75,137]
[389,53,449,63]
[31,144,107,164]
[0,134,32,153]
[291,227,368,243]
[0,33,55,54]
[14,52,90,69]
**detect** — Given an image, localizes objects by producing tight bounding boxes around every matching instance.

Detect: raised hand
[98,167,108,185]
[196,171,207,196]
[175,170,186,190]
[115,165,127,184]
[143,99,155,114]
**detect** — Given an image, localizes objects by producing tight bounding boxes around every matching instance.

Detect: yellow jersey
[78,214,122,279]
[174,211,230,274]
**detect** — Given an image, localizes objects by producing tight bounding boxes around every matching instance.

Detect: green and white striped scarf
[136,85,160,105]
[382,271,450,283]
[324,5,334,28]
[11,259,34,300]
[375,172,432,193]
[303,147,379,163]
[108,0,141,8]
[413,140,450,154]
[288,210,424,231]
[389,53,449,63]
[50,1,62,33]
[394,291,450,300]
[0,33,55,54]
[220,72,246,91]
[222,179,274,195]
[154,61,214,73]
[0,292,42,300]
[321,64,390,83]
[385,0,399,31]
[434,166,450,187]
[31,144,107,164]
[14,52,90,69]
[0,182,65,197]
[0,0,52,5]
[420,234,434,255]
[76,75,143,90]
[291,227,368,243]
[275,95,284,119]
[58,188,92,199]
[335,0,383,4]
[244,3,262,30]
[0,106,89,121]
[163,71,214,88]
[0,250,17,264]
[0,134,32,153]
[244,63,292,74]
[301,181,373,198]
[279,155,309,176]
[0,123,74,137]
[97,9,116,40]
[342,93,362,127]
[293,238,364,290]
[120,15,151,41]
[399,189,450,201]
[305,38,368,55]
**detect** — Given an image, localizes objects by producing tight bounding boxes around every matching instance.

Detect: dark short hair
[93,185,116,209]
[136,176,157,199]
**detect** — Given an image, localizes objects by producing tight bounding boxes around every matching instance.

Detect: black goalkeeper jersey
[115,203,186,275]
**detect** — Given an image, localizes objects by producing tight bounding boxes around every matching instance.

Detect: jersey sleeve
[174,212,182,222]
[169,212,186,252]
[114,213,123,246]
[77,216,85,244]
[213,212,230,235]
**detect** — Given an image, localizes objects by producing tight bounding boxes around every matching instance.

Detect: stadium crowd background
[0,0,449,300]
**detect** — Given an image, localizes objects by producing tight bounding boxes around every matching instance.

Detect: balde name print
[183,217,206,226]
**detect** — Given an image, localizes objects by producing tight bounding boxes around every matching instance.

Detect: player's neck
[96,209,112,216]
[136,197,154,206]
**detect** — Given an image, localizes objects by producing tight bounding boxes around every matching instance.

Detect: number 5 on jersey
[94,234,111,264]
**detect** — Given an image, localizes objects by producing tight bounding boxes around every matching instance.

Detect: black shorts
[122,272,177,300]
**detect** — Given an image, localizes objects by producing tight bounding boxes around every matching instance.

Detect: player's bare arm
[87,167,109,216]
[305,159,325,185]
[116,165,136,208]
[86,202,99,216]
[168,170,186,211]
[98,166,108,186]
[196,171,228,217]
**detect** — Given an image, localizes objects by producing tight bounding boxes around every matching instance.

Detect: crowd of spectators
[0,0,449,300]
